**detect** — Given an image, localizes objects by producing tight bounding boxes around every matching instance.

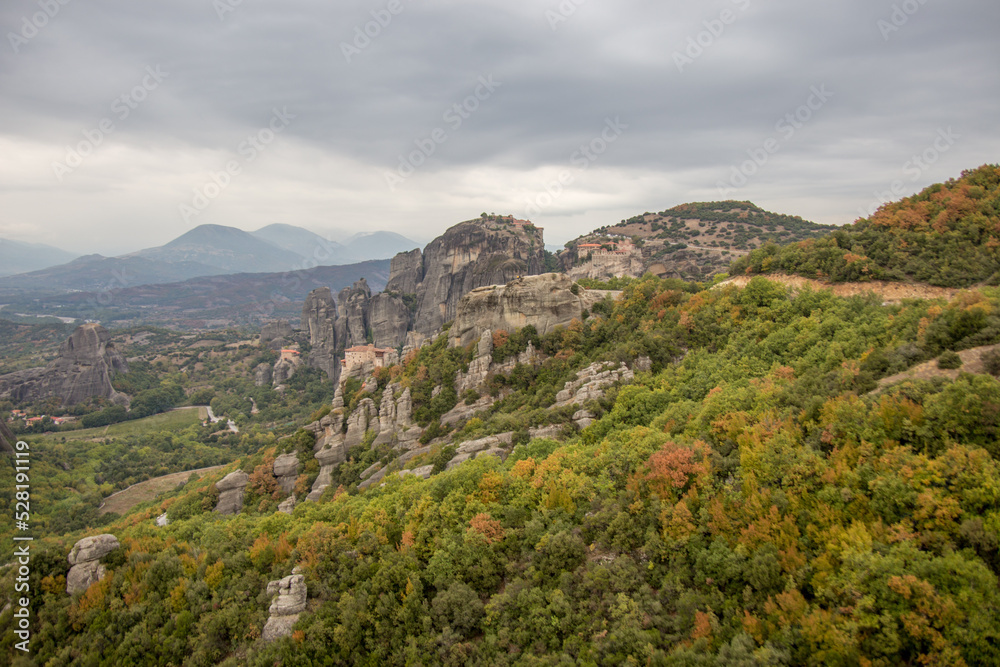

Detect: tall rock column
[301,287,338,380]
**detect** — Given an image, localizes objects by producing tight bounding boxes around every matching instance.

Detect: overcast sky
[1,0,997,256]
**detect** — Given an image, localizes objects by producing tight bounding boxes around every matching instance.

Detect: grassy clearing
[98,464,226,516]
[41,406,207,441]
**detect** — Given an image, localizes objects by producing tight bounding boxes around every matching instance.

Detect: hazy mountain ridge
[0,238,79,277]
[0,223,417,297]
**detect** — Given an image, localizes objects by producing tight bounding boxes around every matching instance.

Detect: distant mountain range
[0,239,79,277]
[0,260,392,329]
[0,224,417,296]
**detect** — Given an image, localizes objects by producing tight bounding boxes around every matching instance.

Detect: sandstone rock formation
[344,398,379,449]
[66,534,120,594]
[306,409,348,502]
[262,573,307,641]
[278,496,296,514]
[447,433,513,470]
[272,355,301,386]
[0,323,129,406]
[214,470,249,515]
[555,361,635,407]
[449,273,612,348]
[254,362,274,387]
[337,279,372,349]
[372,385,420,447]
[301,287,339,380]
[260,320,294,348]
[400,219,546,336]
[273,453,300,496]
[384,248,424,295]
[367,292,411,349]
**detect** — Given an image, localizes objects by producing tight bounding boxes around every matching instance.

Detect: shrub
[938,350,963,369]
[983,349,1000,376]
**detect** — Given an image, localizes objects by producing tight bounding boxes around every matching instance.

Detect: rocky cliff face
[282,219,545,383]
[0,323,129,406]
[409,219,546,335]
[384,248,424,294]
[449,273,614,348]
[301,287,339,380]
[337,279,372,349]
[367,293,411,349]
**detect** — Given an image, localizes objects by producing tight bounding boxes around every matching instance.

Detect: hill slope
[731,164,1000,287]
[0,238,78,277]
[135,224,307,274]
[252,224,344,261]
[560,201,833,281]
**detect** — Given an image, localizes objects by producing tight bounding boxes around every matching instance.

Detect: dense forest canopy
[731,164,1000,287]
[6,269,1000,665]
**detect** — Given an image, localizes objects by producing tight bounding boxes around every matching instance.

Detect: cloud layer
[1,0,997,254]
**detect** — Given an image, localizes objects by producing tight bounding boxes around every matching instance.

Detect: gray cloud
[0,0,997,254]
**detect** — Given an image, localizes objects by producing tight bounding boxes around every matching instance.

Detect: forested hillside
[732,164,1000,287]
[7,270,1000,665]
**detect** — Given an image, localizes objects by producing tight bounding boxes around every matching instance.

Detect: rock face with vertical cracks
[301,287,339,380]
[403,219,546,336]
[367,292,411,349]
[337,279,372,349]
[0,323,129,406]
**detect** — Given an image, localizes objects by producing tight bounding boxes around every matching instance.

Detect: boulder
[398,464,434,480]
[214,470,249,515]
[66,534,120,595]
[273,453,300,496]
[278,496,296,514]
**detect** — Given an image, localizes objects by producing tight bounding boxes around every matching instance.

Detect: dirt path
[98,464,226,516]
[873,344,1000,392]
[718,273,962,303]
